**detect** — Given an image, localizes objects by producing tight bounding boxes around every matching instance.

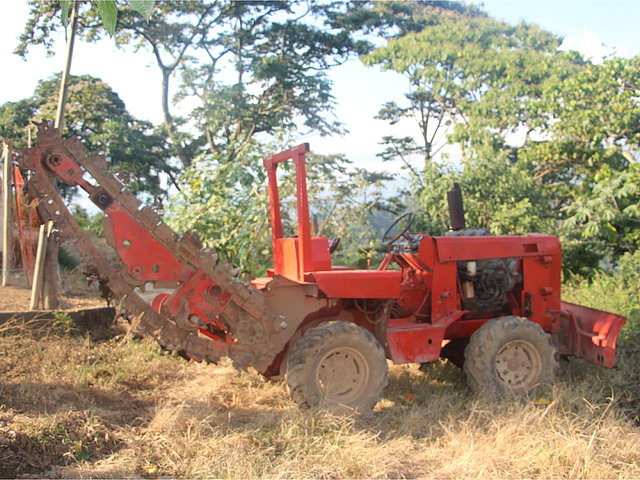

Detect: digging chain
[17,123,281,371]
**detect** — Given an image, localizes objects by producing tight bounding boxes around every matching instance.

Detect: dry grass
[1,317,639,479]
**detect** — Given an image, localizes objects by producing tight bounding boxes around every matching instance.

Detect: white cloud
[559,27,623,63]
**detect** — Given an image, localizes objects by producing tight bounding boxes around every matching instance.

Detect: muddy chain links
[18,123,279,371]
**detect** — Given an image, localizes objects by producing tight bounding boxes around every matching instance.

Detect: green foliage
[365,12,566,161]
[563,163,640,254]
[126,0,155,21]
[0,99,38,148]
[288,153,393,268]
[0,74,175,201]
[71,205,104,235]
[172,1,368,166]
[365,6,639,272]
[411,153,552,235]
[60,0,71,27]
[547,58,640,257]
[619,249,640,292]
[17,1,370,169]
[60,0,156,34]
[329,1,483,39]
[363,10,568,240]
[167,145,272,276]
[549,56,640,158]
[455,155,552,235]
[560,241,603,279]
[58,245,79,271]
[95,1,118,35]
[52,311,75,333]
[564,258,640,350]
[168,144,391,277]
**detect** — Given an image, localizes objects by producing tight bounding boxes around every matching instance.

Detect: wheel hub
[494,339,542,391]
[316,347,370,404]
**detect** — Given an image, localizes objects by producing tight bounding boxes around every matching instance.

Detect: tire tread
[285,321,388,410]
[463,316,557,394]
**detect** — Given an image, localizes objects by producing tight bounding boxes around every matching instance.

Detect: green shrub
[564,264,640,352]
[58,245,79,271]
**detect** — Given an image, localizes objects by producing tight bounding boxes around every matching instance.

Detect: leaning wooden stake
[2,142,12,287]
[30,221,53,310]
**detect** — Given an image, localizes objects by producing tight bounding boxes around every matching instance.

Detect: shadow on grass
[1,325,638,479]
[0,380,142,478]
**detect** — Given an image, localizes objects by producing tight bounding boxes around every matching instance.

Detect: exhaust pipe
[447,182,466,231]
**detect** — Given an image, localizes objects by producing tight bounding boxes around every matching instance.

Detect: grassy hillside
[0,280,638,478]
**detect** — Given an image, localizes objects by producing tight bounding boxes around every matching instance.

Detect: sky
[1,1,639,174]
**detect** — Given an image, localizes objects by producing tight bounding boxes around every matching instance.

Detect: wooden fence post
[2,142,12,287]
[30,221,53,310]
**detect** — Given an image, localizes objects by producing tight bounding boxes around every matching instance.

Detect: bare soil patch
[0,268,107,314]
[0,284,106,312]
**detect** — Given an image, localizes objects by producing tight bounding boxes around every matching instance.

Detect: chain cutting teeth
[17,122,278,373]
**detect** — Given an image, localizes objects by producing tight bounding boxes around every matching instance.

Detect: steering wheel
[382,212,415,244]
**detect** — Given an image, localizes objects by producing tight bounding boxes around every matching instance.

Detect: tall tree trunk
[161,68,191,168]
[45,0,79,309]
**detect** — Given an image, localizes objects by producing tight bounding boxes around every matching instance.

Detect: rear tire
[463,316,557,393]
[285,321,388,411]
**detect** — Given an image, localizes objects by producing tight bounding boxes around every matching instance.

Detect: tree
[363,7,640,271]
[16,1,401,278]
[17,1,370,168]
[363,11,563,231]
[506,57,640,262]
[327,1,482,39]
[550,57,640,256]
[1,74,175,201]
[167,143,392,276]
[0,99,38,145]
[287,154,392,269]
[365,12,567,161]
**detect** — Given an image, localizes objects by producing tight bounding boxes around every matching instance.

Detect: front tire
[463,316,558,393]
[285,321,388,411]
